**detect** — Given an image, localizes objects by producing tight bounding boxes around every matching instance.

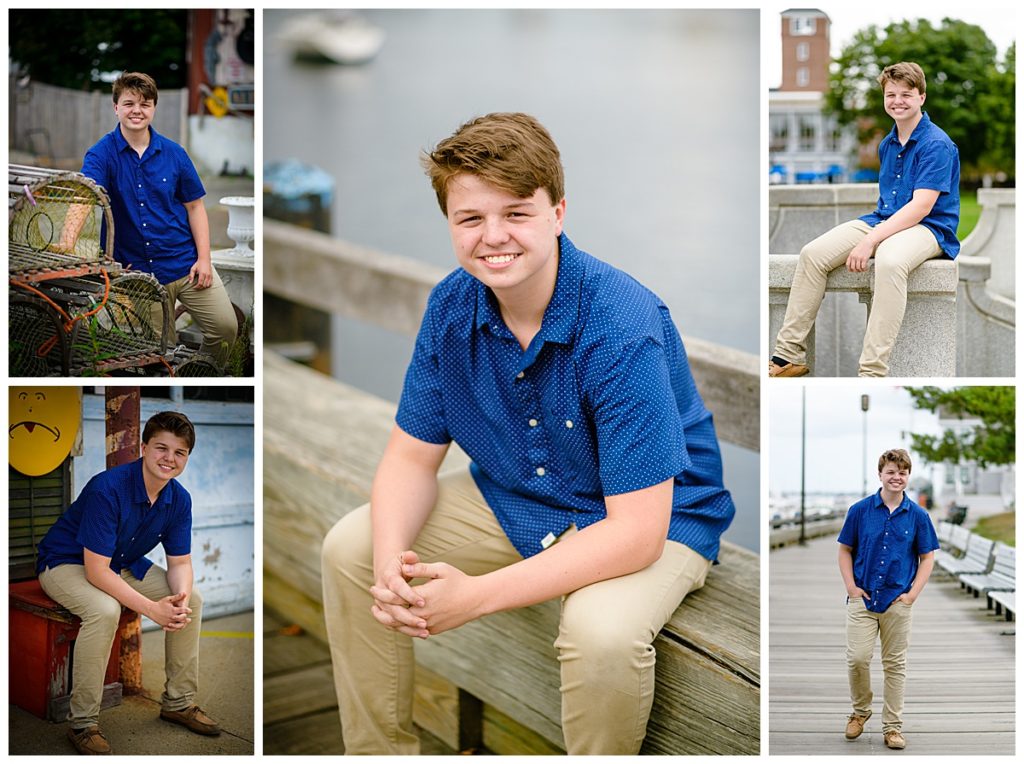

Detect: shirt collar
[883,110,932,148]
[472,232,584,346]
[130,458,171,510]
[871,488,910,514]
[113,124,162,156]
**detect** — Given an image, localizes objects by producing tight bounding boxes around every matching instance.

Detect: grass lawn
[958,189,980,240]
[972,511,1015,546]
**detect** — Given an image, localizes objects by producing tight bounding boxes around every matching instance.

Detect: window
[770,114,790,152]
[797,67,810,88]
[790,16,816,36]
[799,115,817,151]
[796,42,809,62]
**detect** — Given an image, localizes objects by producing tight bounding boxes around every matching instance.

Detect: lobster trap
[9,272,173,377]
[9,165,116,281]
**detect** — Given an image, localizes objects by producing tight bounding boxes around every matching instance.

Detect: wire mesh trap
[9,165,115,278]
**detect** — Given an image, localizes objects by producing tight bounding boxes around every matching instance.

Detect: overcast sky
[768,385,947,495]
[764,3,1017,89]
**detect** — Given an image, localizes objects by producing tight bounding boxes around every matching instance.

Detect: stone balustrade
[769,184,1015,377]
[769,255,958,377]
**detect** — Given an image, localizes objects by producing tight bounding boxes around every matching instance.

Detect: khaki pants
[846,597,914,732]
[321,469,712,755]
[773,220,941,377]
[38,564,204,727]
[161,266,238,366]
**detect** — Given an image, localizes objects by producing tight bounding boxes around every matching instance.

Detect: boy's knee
[558,608,655,674]
[322,507,373,581]
[189,586,204,613]
[83,594,124,627]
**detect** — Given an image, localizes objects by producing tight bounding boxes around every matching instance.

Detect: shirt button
[536,467,546,476]
[528,418,538,427]
[143,223,147,227]
[138,184,142,188]
[517,372,525,379]
[565,420,573,428]
[140,202,145,207]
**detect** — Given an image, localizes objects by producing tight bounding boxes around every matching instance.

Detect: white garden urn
[220,196,255,256]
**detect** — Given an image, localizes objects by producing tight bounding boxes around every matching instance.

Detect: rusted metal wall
[78,390,254,622]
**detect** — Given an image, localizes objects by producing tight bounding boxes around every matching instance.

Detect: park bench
[959,543,1015,602]
[989,590,1015,621]
[937,533,995,578]
[934,523,971,570]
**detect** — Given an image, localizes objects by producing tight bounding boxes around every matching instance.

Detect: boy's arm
[166,553,194,605]
[366,425,450,638]
[83,549,192,631]
[183,198,214,289]
[897,551,935,605]
[838,543,868,599]
[395,478,673,636]
[846,188,941,272]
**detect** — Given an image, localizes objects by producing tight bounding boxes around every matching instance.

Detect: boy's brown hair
[421,112,564,216]
[877,62,926,94]
[112,71,159,105]
[878,448,912,473]
[143,411,195,452]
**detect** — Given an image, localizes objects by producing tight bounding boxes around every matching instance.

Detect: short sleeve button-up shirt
[860,112,961,258]
[837,490,939,613]
[81,125,206,284]
[35,459,193,580]
[396,233,735,561]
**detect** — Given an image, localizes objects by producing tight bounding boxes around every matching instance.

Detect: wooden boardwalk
[769,535,1015,755]
[263,607,465,755]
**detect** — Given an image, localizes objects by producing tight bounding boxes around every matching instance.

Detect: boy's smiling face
[882,80,926,128]
[114,89,156,138]
[879,462,910,494]
[445,173,565,301]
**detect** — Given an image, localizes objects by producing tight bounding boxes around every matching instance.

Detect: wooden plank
[263,663,338,726]
[264,709,345,756]
[263,624,332,678]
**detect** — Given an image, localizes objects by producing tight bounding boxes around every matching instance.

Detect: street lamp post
[861,394,870,496]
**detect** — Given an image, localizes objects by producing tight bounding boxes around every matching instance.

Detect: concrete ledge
[769,255,958,377]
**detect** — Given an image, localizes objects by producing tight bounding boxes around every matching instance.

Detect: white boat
[277,11,385,65]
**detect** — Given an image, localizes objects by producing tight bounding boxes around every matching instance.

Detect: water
[265,9,761,552]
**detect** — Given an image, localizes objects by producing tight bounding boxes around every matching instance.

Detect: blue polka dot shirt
[396,233,735,562]
[837,490,939,613]
[35,459,192,580]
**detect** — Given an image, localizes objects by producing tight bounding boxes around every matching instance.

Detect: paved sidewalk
[8,611,254,756]
[769,536,1014,755]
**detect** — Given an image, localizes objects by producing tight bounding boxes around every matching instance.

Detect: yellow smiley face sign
[9,387,82,476]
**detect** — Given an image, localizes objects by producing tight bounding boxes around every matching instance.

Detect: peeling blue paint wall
[79,391,254,622]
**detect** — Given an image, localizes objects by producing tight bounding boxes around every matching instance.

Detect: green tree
[826,18,1015,180]
[905,386,1015,468]
[9,10,188,91]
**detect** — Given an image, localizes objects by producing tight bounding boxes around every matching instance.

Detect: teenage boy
[838,448,938,750]
[58,71,237,366]
[36,411,220,755]
[321,112,736,754]
[770,62,960,378]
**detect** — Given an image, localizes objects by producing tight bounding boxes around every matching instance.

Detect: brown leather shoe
[768,359,809,378]
[884,729,907,749]
[845,711,871,739]
[160,705,222,736]
[67,725,112,755]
